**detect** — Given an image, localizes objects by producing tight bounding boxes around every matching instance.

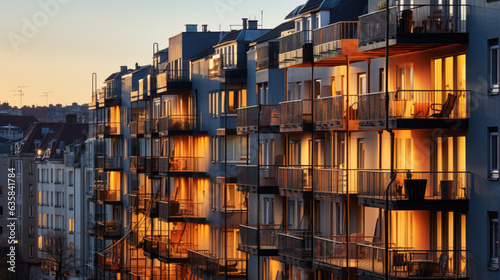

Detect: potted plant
[404,170,427,200]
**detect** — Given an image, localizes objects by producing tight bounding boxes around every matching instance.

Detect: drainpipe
[345,55,350,278]
[257,104,261,279]
[384,3,396,280]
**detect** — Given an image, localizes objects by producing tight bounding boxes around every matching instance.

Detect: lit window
[490,39,499,93]
[69,218,74,233]
[489,212,499,268]
[489,127,499,179]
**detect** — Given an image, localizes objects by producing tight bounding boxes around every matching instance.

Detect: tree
[40,232,76,280]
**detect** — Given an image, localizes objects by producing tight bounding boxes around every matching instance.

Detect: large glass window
[489,212,499,268]
[490,39,499,93]
[489,127,499,179]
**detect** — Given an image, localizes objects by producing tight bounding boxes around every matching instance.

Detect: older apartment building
[87,0,500,279]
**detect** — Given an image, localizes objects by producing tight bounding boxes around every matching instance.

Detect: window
[68,194,73,210]
[221,90,246,113]
[358,73,367,95]
[29,226,34,238]
[29,161,34,175]
[69,218,74,233]
[29,245,34,258]
[0,226,2,236]
[379,68,386,92]
[29,205,33,217]
[29,184,33,197]
[490,39,499,93]
[211,136,219,163]
[489,212,499,269]
[38,191,42,205]
[489,127,499,179]
[0,206,3,216]
[68,171,74,186]
[0,186,3,196]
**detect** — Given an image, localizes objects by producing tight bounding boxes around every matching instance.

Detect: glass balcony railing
[96,122,121,136]
[237,165,280,188]
[158,157,206,173]
[359,4,468,48]
[237,105,280,133]
[239,224,281,251]
[158,200,205,221]
[96,221,121,238]
[95,156,122,170]
[158,115,196,135]
[313,21,359,60]
[314,235,381,268]
[96,251,121,270]
[313,169,359,195]
[93,189,120,203]
[158,242,197,260]
[188,250,247,276]
[278,231,312,261]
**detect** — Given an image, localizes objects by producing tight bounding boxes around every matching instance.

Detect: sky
[0,0,304,107]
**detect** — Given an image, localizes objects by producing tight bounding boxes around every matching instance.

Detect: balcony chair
[438,253,449,276]
[430,93,457,118]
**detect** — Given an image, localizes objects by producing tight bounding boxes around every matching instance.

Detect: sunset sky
[0,0,303,107]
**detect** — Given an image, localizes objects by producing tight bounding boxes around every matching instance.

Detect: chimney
[135,62,139,70]
[242,18,248,30]
[248,20,258,30]
[66,114,77,123]
[202,24,208,32]
[185,24,198,32]
[120,65,127,73]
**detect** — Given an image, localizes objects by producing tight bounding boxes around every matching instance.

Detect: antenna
[41,92,52,106]
[261,10,264,28]
[13,86,28,108]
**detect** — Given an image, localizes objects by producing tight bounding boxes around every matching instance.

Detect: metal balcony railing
[237,105,280,131]
[130,121,146,136]
[129,193,146,212]
[158,242,197,259]
[278,167,312,192]
[239,224,281,249]
[93,189,120,203]
[158,200,205,220]
[314,235,381,268]
[358,90,470,121]
[278,231,312,260]
[315,96,344,128]
[188,250,247,276]
[157,70,191,89]
[358,170,471,201]
[279,30,312,54]
[96,251,121,270]
[279,99,312,128]
[255,42,279,70]
[237,165,280,187]
[359,4,468,47]
[96,221,120,238]
[313,169,359,194]
[314,21,359,46]
[356,245,469,278]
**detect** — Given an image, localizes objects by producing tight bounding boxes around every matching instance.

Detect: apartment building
[88,0,500,279]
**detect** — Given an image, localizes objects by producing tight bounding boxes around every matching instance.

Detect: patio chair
[430,93,457,118]
[439,254,449,276]
[393,253,408,273]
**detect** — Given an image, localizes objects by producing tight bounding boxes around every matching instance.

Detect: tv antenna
[41,92,52,106]
[13,86,28,108]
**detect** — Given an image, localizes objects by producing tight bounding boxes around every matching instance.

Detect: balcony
[313,21,359,64]
[129,193,146,212]
[238,224,280,256]
[158,115,197,136]
[99,87,121,107]
[188,250,247,278]
[358,90,470,130]
[236,105,280,134]
[313,169,358,200]
[128,229,141,249]
[236,165,280,194]
[358,4,468,53]
[158,156,207,176]
[93,189,120,204]
[208,54,247,83]
[158,242,197,262]
[315,96,344,130]
[96,251,121,271]
[130,121,146,138]
[145,157,159,176]
[279,30,313,68]
[143,237,160,259]
[96,221,121,239]
[95,156,122,171]
[314,235,380,270]
[279,99,312,132]
[156,70,192,94]
[278,167,312,198]
[158,200,206,223]
[96,122,121,137]
[255,42,279,71]
[144,198,158,218]
[278,231,312,268]
[358,170,470,210]
[356,246,469,279]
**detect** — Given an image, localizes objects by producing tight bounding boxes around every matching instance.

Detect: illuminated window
[69,218,74,233]
[489,212,498,268]
[490,39,499,93]
[489,127,499,179]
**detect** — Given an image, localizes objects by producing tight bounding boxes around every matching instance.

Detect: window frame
[490,40,499,94]
[489,211,499,269]
[489,127,499,179]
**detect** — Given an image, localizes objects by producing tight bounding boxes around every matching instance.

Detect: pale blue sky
[0,0,303,107]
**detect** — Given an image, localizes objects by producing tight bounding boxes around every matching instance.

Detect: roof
[253,21,295,44]
[219,30,242,44]
[189,47,215,62]
[300,0,324,14]
[329,0,367,22]
[0,115,37,131]
[104,72,120,82]
[285,5,305,19]
[18,121,87,158]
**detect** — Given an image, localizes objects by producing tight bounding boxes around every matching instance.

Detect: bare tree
[40,232,76,280]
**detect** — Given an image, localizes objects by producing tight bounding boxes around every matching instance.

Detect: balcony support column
[384,2,391,279]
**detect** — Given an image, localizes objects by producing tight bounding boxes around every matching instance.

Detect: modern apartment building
[87,0,500,279]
